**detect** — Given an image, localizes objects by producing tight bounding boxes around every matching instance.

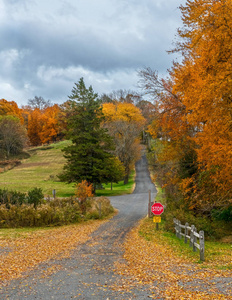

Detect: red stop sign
[151,202,164,215]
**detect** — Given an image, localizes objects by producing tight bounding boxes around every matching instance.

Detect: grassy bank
[0,141,135,198]
[0,141,75,198]
[139,217,232,270]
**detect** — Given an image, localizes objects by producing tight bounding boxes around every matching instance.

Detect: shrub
[86,196,114,219]
[0,189,27,207]
[211,206,232,222]
[0,197,82,228]
[75,180,94,213]
[27,187,44,208]
[0,192,113,228]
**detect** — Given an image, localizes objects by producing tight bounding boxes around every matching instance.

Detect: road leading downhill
[1,154,157,299]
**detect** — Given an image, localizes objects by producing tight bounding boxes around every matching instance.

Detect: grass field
[0,141,135,198]
[95,171,135,197]
[0,141,75,197]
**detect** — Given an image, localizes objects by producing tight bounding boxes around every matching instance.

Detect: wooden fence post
[173,219,177,237]
[193,226,197,252]
[148,190,151,217]
[185,222,188,244]
[178,220,181,239]
[190,225,194,248]
[174,218,205,261]
[199,230,205,261]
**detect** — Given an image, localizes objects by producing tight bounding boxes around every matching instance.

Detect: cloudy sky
[0,0,185,106]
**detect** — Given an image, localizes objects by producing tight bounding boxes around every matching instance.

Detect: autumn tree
[39,104,62,144]
[102,102,145,184]
[0,99,24,124]
[27,96,51,110]
[27,108,43,146]
[170,0,232,211]
[140,0,232,212]
[136,100,157,125]
[0,116,28,158]
[100,90,142,104]
[138,68,196,195]
[60,78,120,190]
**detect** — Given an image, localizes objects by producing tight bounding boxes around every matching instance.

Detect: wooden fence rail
[173,218,205,261]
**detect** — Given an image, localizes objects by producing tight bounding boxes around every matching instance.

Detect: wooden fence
[173,218,205,261]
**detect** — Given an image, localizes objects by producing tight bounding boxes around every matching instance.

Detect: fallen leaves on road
[114,219,232,299]
[0,219,108,283]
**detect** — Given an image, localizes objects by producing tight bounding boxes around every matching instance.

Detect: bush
[211,206,232,222]
[0,189,27,207]
[85,196,114,219]
[75,180,93,214]
[0,192,114,227]
[0,198,82,227]
[164,203,232,240]
[27,187,44,208]
[0,187,44,208]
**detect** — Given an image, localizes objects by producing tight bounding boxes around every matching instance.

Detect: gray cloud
[0,0,185,105]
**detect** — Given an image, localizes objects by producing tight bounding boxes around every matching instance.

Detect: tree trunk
[124,174,129,185]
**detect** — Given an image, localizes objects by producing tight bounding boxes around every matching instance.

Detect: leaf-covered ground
[0,216,231,299]
[0,219,108,284]
[114,219,232,299]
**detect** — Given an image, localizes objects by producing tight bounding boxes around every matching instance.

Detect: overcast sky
[0,0,185,106]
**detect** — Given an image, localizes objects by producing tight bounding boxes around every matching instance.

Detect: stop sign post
[151,202,164,230]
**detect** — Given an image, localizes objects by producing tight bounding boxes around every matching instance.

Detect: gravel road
[1,154,158,300]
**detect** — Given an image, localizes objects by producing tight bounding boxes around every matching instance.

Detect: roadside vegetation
[138,217,232,270]
[115,217,232,299]
[139,0,232,244]
[0,140,133,228]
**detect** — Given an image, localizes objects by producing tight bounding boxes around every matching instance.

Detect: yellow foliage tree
[102,102,145,183]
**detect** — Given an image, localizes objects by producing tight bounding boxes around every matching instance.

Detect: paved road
[1,155,157,300]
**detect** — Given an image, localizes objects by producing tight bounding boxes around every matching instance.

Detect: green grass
[139,217,232,269]
[0,140,136,198]
[0,140,75,197]
[95,170,135,196]
[154,182,166,205]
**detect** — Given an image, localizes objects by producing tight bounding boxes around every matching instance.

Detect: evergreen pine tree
[60,78,116,190]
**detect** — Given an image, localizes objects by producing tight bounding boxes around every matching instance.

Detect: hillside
[0,141,75,198]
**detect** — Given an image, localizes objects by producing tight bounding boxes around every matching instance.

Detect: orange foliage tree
[39,104,61,144]
[75,180,94,213]
[171,0,232,210]
[141,0,232,212]
[0,99,24,124]
[27,108,43,146]
[139,68,197,195]
[26,104,62,146]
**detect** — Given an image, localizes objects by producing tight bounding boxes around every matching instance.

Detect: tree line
[139,0,232,227]
[0,81,155,190]
[1,0,231,230]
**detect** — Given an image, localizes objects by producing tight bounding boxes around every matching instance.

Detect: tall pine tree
[60,78,117,190]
